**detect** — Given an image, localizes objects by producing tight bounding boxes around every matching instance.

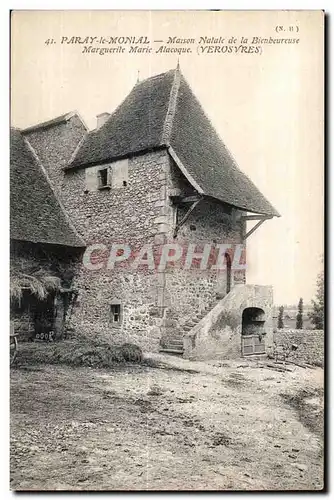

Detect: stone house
[12,67,280,359]
[10,125,85,340]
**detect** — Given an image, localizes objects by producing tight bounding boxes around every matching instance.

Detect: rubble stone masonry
[273,329,324,367]
[55,148,247,351]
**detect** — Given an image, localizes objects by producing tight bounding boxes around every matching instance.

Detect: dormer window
[98,168,110,189]
[85,159,129,192]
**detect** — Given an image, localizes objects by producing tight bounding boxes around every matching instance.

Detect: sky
[10,10,324,305]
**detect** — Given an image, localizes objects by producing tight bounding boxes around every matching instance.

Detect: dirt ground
[10,354,324,491]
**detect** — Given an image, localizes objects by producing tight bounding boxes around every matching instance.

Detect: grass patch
[13,340,143,368]
[281,388,324,438]
[222,372,247,388]
[211,432,233,447]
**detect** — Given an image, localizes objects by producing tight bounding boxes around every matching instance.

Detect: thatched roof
[10,128,85,247]
[69,68,279,217]
[10,270,61,303]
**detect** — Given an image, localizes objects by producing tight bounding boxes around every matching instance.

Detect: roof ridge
[69,69,177,168]
[24,137,85,246]
[161,68,181,146]
[96,70,175,136]
[22,111,88,134]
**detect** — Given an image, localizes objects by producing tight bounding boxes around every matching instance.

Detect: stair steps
[159,348,184,355]
[160,302,218,355]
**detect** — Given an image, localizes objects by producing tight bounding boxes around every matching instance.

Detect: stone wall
[60,150,171,243]
[184,284,273,360]
[273,329,324,367]
[162,163,246,343]
[57,149,248,352]
[59,150,172,351]
[19,122,259,355]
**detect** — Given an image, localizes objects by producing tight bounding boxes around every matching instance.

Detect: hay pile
[15,340,143,368]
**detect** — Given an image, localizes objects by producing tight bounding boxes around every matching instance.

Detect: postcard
[10,10,324,491]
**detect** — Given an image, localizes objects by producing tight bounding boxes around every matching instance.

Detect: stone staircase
[159,301,217,355]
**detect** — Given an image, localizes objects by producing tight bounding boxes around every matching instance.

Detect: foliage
[10,257,61,304]
[277,305,284,329]
[309,269,324,329]
[120,343,143,362]
[13,339,143,368]
[296,298,303,329]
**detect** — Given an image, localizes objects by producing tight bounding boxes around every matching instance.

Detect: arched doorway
[241,307,266,356]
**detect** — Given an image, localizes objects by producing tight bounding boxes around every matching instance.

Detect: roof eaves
[210,131,280,217]
[168,146,204,195]
[171,74,280,218]
[66,145,167,171]
[169,146,279,217]
[11,236,85,249]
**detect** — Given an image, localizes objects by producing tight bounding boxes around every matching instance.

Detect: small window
[110,304,121,324]
[98,168,110,189]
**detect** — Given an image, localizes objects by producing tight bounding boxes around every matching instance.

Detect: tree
[309,269,324,329]
[277,305,284,329]
[296,298,303,329]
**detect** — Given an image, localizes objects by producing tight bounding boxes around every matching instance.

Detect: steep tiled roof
[69,71,175,168]
[10,128,85,247]
[23,111,88,134]
[69,69,279,217]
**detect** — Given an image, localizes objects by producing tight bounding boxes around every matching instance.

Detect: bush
[119,343,143,363]
[14,339,143,368]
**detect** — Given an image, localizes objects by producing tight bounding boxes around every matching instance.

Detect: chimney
[96,112,111,129]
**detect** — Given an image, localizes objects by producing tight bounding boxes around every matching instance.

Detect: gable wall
[23,116,87,198]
